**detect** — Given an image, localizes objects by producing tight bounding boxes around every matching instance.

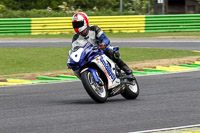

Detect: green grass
[119,48,200,62]
[105,32,200,38]
[0,47,70,75]
[0,47,200,75]
[0,31,200,39]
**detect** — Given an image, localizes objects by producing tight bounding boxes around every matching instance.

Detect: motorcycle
[67,40,139,103]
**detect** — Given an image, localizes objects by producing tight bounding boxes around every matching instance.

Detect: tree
[0,0,153,14]
[124,0,153,14]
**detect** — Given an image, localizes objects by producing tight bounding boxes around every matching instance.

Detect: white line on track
[127,124,200,133]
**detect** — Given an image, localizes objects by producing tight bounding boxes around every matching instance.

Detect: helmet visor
[72,21,84,28]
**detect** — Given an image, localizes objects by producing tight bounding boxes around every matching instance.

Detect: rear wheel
[121,79,139,99]
[81,71,108,103]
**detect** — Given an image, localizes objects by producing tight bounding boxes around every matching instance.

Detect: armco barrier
[0,15,145,35]
[0,14,200,35]
[89,16,145,33]
[31,17,73,35]
[31,15,145,35]
[0,18,31,35]
[145,14,200,32]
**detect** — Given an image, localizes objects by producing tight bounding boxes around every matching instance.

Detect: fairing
[67,41,120,90]
[67,42,103,71]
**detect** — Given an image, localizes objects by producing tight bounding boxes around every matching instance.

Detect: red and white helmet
[72,12,89,33]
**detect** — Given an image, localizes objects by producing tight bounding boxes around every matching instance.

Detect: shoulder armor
[72,34,80,43]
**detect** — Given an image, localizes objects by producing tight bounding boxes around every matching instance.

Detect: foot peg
[122,74,135,80]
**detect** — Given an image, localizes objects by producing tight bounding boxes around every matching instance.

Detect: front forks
[88,68,99,83]
[81,68,103,86]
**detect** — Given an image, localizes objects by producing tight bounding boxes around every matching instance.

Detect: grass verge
[1,47,200,78]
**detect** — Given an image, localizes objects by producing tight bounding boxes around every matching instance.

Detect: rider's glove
[97,43,106,51]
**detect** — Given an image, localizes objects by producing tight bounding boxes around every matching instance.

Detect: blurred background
[0,0,200,18]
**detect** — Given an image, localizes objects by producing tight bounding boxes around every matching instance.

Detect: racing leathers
[72,25,134,79]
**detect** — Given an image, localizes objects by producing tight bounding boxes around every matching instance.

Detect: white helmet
[72,12,89,34]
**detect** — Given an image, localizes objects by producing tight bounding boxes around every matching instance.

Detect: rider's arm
[99,33,110,46]
[92,26,110,46]
[72,34,79,43]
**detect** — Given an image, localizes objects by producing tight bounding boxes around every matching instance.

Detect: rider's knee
[113,51,120,59]
[106,48,120,62]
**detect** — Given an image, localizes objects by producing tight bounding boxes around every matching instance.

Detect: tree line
[0,0,153,13]
[0,0,120,11]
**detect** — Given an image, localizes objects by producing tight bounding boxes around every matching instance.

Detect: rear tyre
[81,71,108,103]
[121,79,139,99]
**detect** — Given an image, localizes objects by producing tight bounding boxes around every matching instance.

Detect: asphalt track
[1,39,200,133]
[1,38,200,50]
[0,71,200,133]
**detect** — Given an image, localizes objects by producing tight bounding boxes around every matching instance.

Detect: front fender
[80,68,88,74]
[81,68,99,83]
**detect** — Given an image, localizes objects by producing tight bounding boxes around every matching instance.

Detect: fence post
[120,0,123,12]
[162,0,165,14]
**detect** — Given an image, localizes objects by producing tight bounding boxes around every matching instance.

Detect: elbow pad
[99,33,110,46]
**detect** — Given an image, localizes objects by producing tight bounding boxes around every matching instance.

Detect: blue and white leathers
[67,40,120,90]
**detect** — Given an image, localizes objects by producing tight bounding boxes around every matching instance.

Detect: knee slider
[113,51,120,59]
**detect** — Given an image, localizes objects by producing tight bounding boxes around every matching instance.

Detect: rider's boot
[116,58,135,80]
[106,48,135,80]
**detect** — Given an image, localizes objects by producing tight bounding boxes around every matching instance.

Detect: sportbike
[67,40,139,103]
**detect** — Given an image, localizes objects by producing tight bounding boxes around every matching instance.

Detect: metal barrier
[89,16,145,33]
[145,14,200,32]
[0,14,200,35]
[31,17,72,35]
[31,16,145,35]
[0,18,31,35]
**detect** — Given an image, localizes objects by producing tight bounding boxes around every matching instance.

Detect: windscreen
[72,40,87,51]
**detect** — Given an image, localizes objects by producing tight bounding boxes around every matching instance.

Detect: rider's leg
[105,47,134,80]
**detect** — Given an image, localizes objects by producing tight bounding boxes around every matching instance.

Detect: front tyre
[121,79,139,99]
[81,71,108,103]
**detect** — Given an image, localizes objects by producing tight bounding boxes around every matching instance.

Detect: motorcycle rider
[71,12,134,80]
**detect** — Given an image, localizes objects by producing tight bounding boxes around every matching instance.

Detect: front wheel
[81,71,108,103]
[121,79,139,99]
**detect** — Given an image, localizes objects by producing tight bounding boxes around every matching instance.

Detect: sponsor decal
[100,56,116,81]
